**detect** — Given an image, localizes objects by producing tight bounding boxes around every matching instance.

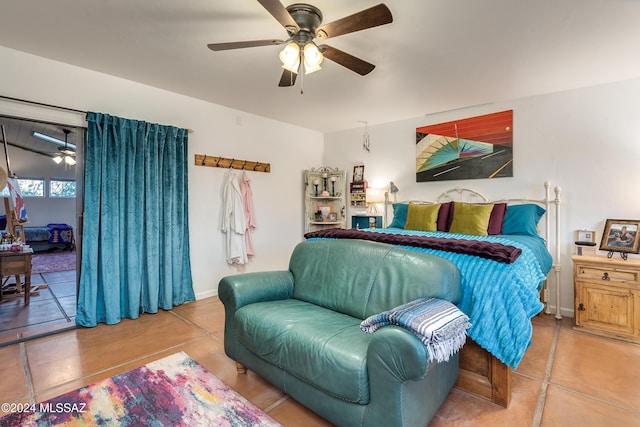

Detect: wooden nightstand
[572,255,640,343]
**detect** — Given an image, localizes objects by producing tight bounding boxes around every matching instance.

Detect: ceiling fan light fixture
[279,42,301,73]
[52,155,63,164]
[64,155,76,166]
[303,42,323,74]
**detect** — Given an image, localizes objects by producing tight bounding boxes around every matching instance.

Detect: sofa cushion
[235,299,371,404]
[290,239,461,320]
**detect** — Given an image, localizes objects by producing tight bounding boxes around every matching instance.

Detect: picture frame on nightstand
[599,219,640,259]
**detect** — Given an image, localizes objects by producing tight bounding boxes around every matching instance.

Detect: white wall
[0,46,324,299]
[4,44,640,315]
[6,144,77,229]
[324,77,640,317]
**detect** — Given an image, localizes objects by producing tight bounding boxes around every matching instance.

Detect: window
[17,178,45,197]
[50,179,76,198]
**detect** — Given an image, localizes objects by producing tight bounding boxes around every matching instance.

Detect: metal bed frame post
[543,182,552,315]
[553,184,562,319]
[543,181,562,319]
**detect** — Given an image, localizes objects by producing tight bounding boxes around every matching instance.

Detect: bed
[305,181,562,407]
[23,224,74,252]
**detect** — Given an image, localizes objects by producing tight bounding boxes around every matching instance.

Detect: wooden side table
[573,255,640,343]
[0,249,33,305]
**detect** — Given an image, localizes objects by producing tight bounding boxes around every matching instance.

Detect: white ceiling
[1,0,640,133]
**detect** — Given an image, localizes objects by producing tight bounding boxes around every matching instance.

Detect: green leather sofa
[218,239,462,427]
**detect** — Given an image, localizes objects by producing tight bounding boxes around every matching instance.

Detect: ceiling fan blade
[207,39,283,51]
[315,3,393,39]
[319,45,375,76]
[257,0,299,33]
[278,69,297,87]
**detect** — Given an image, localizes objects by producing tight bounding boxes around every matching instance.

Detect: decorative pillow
[448,202,495,236]
[502,204,546,236]
[437,201,452,232]
[388,203,409,228]
[405,203,441,232]
[487,203,507,235]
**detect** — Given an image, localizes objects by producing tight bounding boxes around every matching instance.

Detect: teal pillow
[502,204,546,236]
[388,203,408,228]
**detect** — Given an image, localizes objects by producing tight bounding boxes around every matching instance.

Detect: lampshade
[279,41,324,76]
[53,155,63,164]
[303,42,323,74]
[366,188,384,216]
[389,181,400,194]
[366,188,385,204]
[279,42,301,73]
[64,156,76,166]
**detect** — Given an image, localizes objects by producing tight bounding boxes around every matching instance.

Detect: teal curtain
[76,112,194,327]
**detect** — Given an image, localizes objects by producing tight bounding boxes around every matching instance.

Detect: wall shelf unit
[304,167,346,233]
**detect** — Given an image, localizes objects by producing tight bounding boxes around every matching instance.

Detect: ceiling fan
[55,129,76,165]
[36,128,76,165]
[207,1,393,87]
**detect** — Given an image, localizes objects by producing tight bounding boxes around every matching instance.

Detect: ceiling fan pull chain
[300,61,304,95]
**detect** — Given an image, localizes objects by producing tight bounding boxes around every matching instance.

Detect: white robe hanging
[221,169,247,264]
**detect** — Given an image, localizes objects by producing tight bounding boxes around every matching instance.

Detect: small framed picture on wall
[353,165,365,183]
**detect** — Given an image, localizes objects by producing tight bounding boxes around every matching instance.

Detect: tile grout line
[168,309,224,344]
[169,310,290,414]
[263,395,290,414]
[532,320,561,427]
[19,341,36,404]
[550,382,640,416]
[33,336,209,399]
[45,280,72,322]
[168,308,292,415]
[33,309,220,399]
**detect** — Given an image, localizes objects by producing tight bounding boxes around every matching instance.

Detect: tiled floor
[1,297,639,426]
[0,270,77,345]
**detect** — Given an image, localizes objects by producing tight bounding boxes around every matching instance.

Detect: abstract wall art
[416,110,513,182]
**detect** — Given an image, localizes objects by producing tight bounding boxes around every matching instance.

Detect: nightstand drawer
[575,264,640,285]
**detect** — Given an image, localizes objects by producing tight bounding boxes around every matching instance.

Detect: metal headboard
[385,181,562,319]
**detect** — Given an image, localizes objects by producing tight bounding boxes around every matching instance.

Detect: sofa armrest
[367,326,431,382]
[218,271,294,312]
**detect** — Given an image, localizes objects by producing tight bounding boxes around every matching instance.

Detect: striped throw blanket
[360,298,471,363]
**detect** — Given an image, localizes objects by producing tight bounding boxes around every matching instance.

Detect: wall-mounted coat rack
[195,154,270,173]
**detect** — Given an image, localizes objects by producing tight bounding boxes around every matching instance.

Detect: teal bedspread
[314,228,551,368]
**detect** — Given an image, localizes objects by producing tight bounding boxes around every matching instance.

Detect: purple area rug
[31,251,77,274]
[0,352,282,426]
